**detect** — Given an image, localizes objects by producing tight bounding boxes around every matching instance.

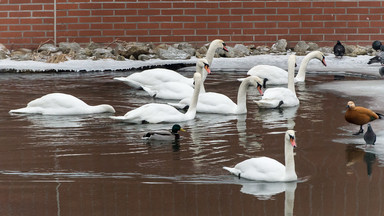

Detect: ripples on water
[0,70,383,215]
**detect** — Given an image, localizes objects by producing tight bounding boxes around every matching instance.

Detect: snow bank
[0,54,382,77]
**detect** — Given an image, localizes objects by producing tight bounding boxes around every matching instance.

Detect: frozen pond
[0,67,383,215]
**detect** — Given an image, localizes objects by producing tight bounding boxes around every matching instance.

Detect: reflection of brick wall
[1,1,383,49]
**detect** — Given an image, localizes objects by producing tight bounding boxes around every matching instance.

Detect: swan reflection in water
[235,179,297,215]
[254,106,298,130]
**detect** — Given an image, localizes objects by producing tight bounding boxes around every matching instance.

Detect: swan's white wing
[9,93,98,115]
[233,157,286,181]
[111,103,188,124]
[142,82,194,100]
[247,65,288,85]
[255,88,299,108]
[114,68,193,89]
[169,92,237,114]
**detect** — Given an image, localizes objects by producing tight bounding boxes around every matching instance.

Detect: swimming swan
[255,54,299,108]
[140,60,210,100]
[110,59,207,124]
[113,39,228,89]
[223,130,297,182]
[9,93,115,115]
[247,51,327,85]
[169,76,264,114]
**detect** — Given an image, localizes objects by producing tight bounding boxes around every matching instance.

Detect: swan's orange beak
[290,136,296,148]
[223,42,229,52]
[257,83,263,96]
[204,64,211,74]
[321,56,327,66]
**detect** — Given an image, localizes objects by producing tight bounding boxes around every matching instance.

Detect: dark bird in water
[364,124,376,146]
[372,40,382,51]
[345,101,383,135]
[142,124,186,141]
[379,67,384,76]
[333,40,345,58]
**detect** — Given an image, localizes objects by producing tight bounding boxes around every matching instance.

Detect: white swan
[9,93,115,115]
[140,62,210,100]
[254,54,299,108]
[110,59,207,124]
[168,76,264,114]
[113,39,228,89]
[247,51,327,85]
[223,130,297,182]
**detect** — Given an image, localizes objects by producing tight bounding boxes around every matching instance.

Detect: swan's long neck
[296,52,316,82]
[205,41,220,66]
[200,68,208,93]
[185,72,202,118]
[287,63,296,95]
[284,138,296,180]
[235,77,251,114]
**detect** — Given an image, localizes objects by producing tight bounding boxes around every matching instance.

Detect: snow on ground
[0,53,381,77]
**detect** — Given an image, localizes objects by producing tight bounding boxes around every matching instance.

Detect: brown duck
[345,101,383,135]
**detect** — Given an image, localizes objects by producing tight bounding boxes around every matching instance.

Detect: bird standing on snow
[333,40,345,58]
[364,124,376,146]
[142,124,186,141]
[345,101,383,135]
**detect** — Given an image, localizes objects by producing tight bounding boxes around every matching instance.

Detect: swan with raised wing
[114,39,228,89]
[255,54,299,108]
[247,51,326,85]
[110,59,207,124]
[223,130,297,182]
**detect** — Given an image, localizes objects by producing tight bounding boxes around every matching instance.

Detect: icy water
[0,69,383,216]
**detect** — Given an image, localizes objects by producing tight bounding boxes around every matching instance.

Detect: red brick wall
[1,0,383,49]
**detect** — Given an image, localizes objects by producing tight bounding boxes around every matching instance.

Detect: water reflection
[346,145,377,176]
[255,106,298,130]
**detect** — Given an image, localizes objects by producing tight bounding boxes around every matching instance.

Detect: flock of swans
[9,39,331,183]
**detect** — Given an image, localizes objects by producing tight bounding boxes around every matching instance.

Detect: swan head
[310,51,327,67]
[346,101,356,109]
[172,124,186,133]
[248,76,264,96]
[211,39,228,52]
[196,58,211,74]
[286,130,297,148]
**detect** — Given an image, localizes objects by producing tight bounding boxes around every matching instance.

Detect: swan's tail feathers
[223,166,241,176]
[141,86,157,98]
[254,100,279,109]
[110,116,127,121]
[113,77,143,89]
[167,102,187,110]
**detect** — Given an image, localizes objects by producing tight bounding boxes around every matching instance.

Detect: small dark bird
[142,124,186,141]
[364,124,376,146]
[368,51,384,65]
[372,40,382,51]
[345,101,383,135]
[333,40,345,58]
[379,67,384,76]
